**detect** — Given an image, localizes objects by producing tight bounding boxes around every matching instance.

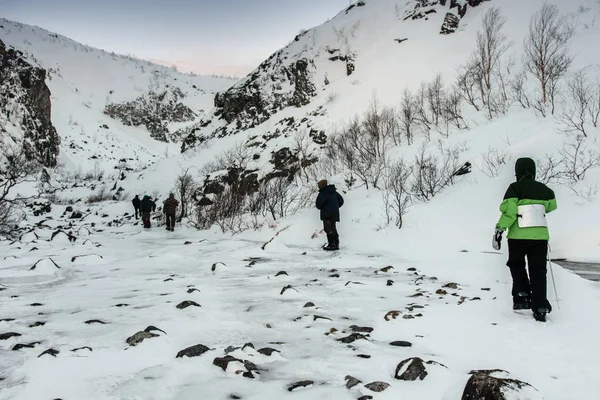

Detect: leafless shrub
[291,129,317,183]
[427,73,445,127]
[200,141,251,177]
[0,145,41,237]
[326,92,339,104]
[382,159,412,229]
[480,147,509,177]
[559,136,600,182]
[175,167,197,221]
[326,97,392,189]
[510,70,531,109]
[87,186,111,203]
[410,143,463,202]
[559,69,600,137]
[524,3,575,115]
[536,154,565,185]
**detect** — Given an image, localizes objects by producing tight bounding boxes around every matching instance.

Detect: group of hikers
[131,193,179,231]
[129,158,556,322]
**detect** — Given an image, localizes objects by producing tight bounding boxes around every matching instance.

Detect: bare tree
[0,144,41,237]
[456,60,482,111]
[175,167,197,221]
[536,154,564,185]
[560,69,593,136]
[524,3,575,114]
[399,88,419,145]
[383,159,412,229]
[427,74,445,126]
[474,7,511,117]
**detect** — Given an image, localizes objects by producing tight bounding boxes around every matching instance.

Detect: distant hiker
[493,157,557,322]
[315,180,344,251]
[140,195,156,229]
[132,195,141,219]
[163,193,179,232]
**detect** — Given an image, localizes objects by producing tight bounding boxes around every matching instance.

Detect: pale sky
[1,0,351,76]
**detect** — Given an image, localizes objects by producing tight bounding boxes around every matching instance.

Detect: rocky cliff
[0,39,60,167]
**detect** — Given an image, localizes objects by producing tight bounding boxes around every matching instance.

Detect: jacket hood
[323,184,337,192]
[515,157,536,180]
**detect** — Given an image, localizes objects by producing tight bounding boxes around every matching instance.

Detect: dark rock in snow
[213,355,243,371]
[30,303,43,307]
[71,346,93,352]
[176,300,201,309]
[114,303,129,307]
[12,342,41,351]
[395,357,428,381]
[242,342,255,351]
[313,315,332,322]
[303,302,315,308]
[0,332,21,340]
[275,271,288,277]
[38,348,59,358]
[337,333,368,344]
[350,325,374,333]
[288,380,314,392]
[257,347,280,356]
[187,288,201,294]
[387,279,394,286]
[390,341,412,347]
[85,319,107,325]
[358,396,373,400]
[357,354,371,359]
[365,381,390,392]
[462,370,539,400]
[0,318,16,322]
[280,285,297,295]
[225,346,241,354]
[126,331,159,346]
[444,282,459,289]
[29,321,46,328]
[176,344,211,358]
[345,375,362,389]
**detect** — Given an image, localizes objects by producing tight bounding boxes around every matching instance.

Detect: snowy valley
[2,0,600,399]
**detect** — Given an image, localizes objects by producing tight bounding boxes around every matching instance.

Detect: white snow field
[2,0,600,398]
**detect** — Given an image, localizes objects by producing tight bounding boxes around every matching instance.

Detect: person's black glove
[492,227,503,251]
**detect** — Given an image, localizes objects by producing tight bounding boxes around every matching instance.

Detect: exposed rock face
[0,39,60,167]
[104,87,195,142]
[462,370,542,400]
[441,12,461,34]
[214,56,316,131]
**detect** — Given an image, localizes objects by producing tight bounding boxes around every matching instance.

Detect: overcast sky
[1,0,350,76]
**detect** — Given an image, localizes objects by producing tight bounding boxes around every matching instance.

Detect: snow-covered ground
[1,172,600,399]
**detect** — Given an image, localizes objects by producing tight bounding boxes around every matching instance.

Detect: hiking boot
[513,292,531,310]
[533,308,549,322]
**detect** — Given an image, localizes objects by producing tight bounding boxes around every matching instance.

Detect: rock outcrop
[214,56,316,131]
[0,39,60,167]
[104,87,195,142]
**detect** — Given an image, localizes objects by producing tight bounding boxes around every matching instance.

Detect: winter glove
[492,227,503,251]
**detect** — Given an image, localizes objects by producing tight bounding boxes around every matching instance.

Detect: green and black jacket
[496,158,557,240]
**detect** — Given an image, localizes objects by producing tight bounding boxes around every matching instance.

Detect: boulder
[462,370,542,400]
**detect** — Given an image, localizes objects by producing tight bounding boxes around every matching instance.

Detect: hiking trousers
[506,239,551,312]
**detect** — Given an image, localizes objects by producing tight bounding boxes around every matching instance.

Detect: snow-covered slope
[0,18,236,175]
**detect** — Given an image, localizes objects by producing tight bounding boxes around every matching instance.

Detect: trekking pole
[547,245,561,310]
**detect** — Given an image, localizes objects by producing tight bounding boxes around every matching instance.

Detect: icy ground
[1,205,600,400]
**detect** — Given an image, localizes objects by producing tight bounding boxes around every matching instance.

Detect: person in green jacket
[493,158,557,322]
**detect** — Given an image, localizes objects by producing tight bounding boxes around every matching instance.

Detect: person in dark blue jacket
[315,180,344,251]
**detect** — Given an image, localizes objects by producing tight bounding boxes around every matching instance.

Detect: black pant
[323,219,339,245]
[134,207,140,219]
[141,212,151,228]
[507,239,551,312]
[166,213,176,231]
